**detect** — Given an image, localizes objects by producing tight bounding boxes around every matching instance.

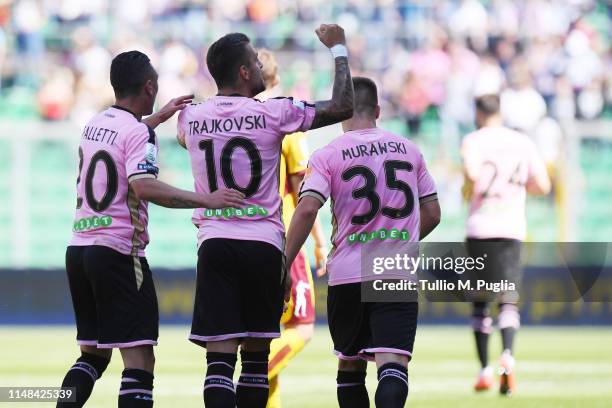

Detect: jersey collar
[111,105,139,120]
[216,93,246,97]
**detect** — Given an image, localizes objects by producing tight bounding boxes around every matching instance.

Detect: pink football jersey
[299,128,437,285]
[178,95,315,251]
[462,125,548,240]
[69,106,159,256]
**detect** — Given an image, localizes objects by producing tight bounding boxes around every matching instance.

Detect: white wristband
[330,44,348,59]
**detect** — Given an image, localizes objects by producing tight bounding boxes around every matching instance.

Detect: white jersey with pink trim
[462,125,548,240]
[178,95,316,251]
[69,106,159,256]
[299,128,437,286]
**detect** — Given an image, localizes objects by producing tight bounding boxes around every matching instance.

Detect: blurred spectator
[474,54,505,96]
[440,41,479,145]
[37,63,75,121]
[13,0,45,86]
[501,58,547,134]
[71,27,113,124]
[488,0,519,38]
[410,25,451,107]
[564,26,605,118]
[399,71,429,136]
[248,0,279,23]
[448,0,488,52]
[527,37,565,110]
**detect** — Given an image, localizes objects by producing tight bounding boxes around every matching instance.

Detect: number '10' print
[199,137,263,198]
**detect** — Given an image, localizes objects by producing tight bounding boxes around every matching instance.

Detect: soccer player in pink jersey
[285,77,441,408]
[177,25,353,408]
[58,51,244,408]
[461,94,551,395]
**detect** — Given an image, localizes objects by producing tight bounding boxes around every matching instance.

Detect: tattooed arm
[309,24,354,130]
[311,57,354,130]
[130,178,244,209]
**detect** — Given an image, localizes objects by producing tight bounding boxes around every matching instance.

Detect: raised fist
[315,24,346,48]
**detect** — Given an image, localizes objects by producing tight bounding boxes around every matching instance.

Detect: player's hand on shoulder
[315,24,346,48]
[145,94,194,129]
[203,188,245,209]
[158,94,194,122]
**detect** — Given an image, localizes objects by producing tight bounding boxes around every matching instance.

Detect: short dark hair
[353,76,378,116]
[206,33,251,89]
[475,94,501,116]
[110,51,156,98]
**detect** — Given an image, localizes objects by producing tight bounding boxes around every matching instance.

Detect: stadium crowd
[0,0,610,143]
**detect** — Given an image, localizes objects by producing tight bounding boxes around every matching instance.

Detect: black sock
[375,363,408,408]
[118,369,154,407]
[56,352,110,407]
[499,303,520,354]
[472,302,492,368]
[236,350,269,408]
[337,370,369,408]
[474,331,490,368]
[204,352,237,408]
[501,327,516,353]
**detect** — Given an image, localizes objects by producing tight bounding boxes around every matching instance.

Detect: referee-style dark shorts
[328,283,418,361]
[65,245,159,348]
[190,238,285,345]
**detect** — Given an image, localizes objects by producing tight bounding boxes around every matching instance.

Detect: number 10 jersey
[178,95,316,251]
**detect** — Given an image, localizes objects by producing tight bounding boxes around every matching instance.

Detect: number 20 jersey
[300,128,437,286]
[69,106,159,257]
[178,95,316,251]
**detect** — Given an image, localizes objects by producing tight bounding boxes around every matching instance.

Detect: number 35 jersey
[69,106,159,257]
[178,95,316,251]
[299,128,437,286]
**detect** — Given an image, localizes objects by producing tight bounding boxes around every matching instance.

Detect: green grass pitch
[1,326,611,407]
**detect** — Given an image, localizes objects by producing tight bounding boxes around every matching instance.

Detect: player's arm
[419,196,441,240]
[288,173,328,275]
[416,152,440,240]
[143,94,194,129]
[310,217,328,276]
[462,170,474,202]
[131,178,244,209]
[460,139,476,202]
[526,147,551,195]
[126,123,243,209]
[286,196,322,268]
[526,173,551,195]
[309,24,354,130]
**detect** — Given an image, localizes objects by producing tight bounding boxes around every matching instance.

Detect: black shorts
[466,238,522,303]
[190,238,285,345]
[65,245,159,348]
[328,283,418,361]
